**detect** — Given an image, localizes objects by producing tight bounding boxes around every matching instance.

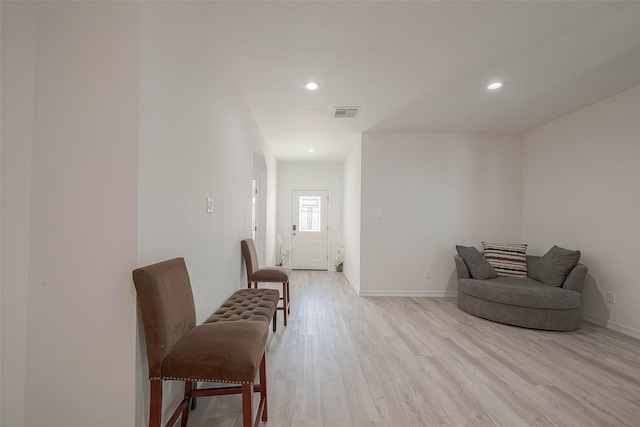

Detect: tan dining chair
[241,238,292,326]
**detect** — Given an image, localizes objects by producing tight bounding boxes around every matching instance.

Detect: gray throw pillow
[456,245,498,280]
[531,245,581,287]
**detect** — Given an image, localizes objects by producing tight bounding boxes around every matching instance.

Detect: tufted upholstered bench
[133,257,270,427]
[205,288,280,331]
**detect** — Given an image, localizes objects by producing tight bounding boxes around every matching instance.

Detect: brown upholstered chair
[241,238,292,326]
[133,257,268,427]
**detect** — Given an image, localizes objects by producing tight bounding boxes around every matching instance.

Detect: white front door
[291,190,328,270]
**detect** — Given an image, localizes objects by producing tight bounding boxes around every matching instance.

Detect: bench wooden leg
[242,383,253,427]
[149,379,162,427]
[260,352,268,422]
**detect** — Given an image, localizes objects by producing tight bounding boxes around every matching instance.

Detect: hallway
[188,271,640,427]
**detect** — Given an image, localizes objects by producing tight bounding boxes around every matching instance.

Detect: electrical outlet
[424,271,431,279]
[606,292,615,304]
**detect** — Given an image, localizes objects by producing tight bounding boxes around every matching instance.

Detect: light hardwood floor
[189,271,640,426]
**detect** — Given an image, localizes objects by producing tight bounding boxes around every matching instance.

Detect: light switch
[207,197,214,213]
[376,210,383,220]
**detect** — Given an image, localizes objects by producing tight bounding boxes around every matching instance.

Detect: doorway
[291,190,329,270]
[251,179,258,242]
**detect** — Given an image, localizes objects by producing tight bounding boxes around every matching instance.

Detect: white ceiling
[201,1,640,162]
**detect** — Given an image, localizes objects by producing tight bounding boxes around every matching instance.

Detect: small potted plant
[336,239,345,272]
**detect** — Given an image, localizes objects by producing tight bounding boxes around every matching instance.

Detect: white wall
[523,85,640,338]
[0,3,277,426]
[137,3,273,423]
[138,2,257,322]
[1,3,36,425]
[13,3,140,426]
[361,132,523,296]
[342,141,362,292]
[277,162,344,270]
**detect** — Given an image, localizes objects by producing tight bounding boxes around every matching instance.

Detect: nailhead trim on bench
[151,376,255,384]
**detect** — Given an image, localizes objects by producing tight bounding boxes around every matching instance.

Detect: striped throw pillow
[481,242,528,278]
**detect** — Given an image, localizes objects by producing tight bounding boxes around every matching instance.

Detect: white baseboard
[343,271,360,295]
[338,276,638,339]
[583,313,640,340]
[358,290,458,297]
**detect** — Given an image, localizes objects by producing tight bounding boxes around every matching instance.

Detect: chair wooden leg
[241,383,253,427]
[286,280,291,314]
[281,283,287,327]
[247,280,252,289]
[181,381,193,427]
[272,308,277,332]
[149,379,162,427]
[260,353,268,422]
[190,381,198,410]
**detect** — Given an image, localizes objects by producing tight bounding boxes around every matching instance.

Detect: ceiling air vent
[334,107,360,118]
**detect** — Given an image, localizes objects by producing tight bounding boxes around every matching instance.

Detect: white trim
[583,314,640,340]
[340,278,640,338]
[343,271,360,295]
[358,290,458,298]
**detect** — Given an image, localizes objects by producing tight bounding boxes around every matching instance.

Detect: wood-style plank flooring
[189,271,640,426]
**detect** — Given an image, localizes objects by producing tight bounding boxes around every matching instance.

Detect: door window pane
[299,196,321,232]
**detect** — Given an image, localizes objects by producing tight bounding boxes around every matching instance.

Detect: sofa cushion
[530,245,581,287]
[456,245,498,280]
[458,277,581,310]
[482,242,528,278]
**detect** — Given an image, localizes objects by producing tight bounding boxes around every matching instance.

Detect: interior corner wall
[343,141,362,291]
[1,2,36,425]
[16,3,140,426]
[137,3,272,423]
[260,143,279,266]
[276,162,344,270]
[360,132,523,296]
[523,85,640,338]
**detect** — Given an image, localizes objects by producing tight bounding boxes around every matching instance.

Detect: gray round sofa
[455,255,588,331]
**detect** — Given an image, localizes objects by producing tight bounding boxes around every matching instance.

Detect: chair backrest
[241,238,260,279]
[132,257,196,378]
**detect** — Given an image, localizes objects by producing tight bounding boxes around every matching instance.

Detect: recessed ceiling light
[487,81,503,90]
[308,148,316,153]
[305,81,319,91]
